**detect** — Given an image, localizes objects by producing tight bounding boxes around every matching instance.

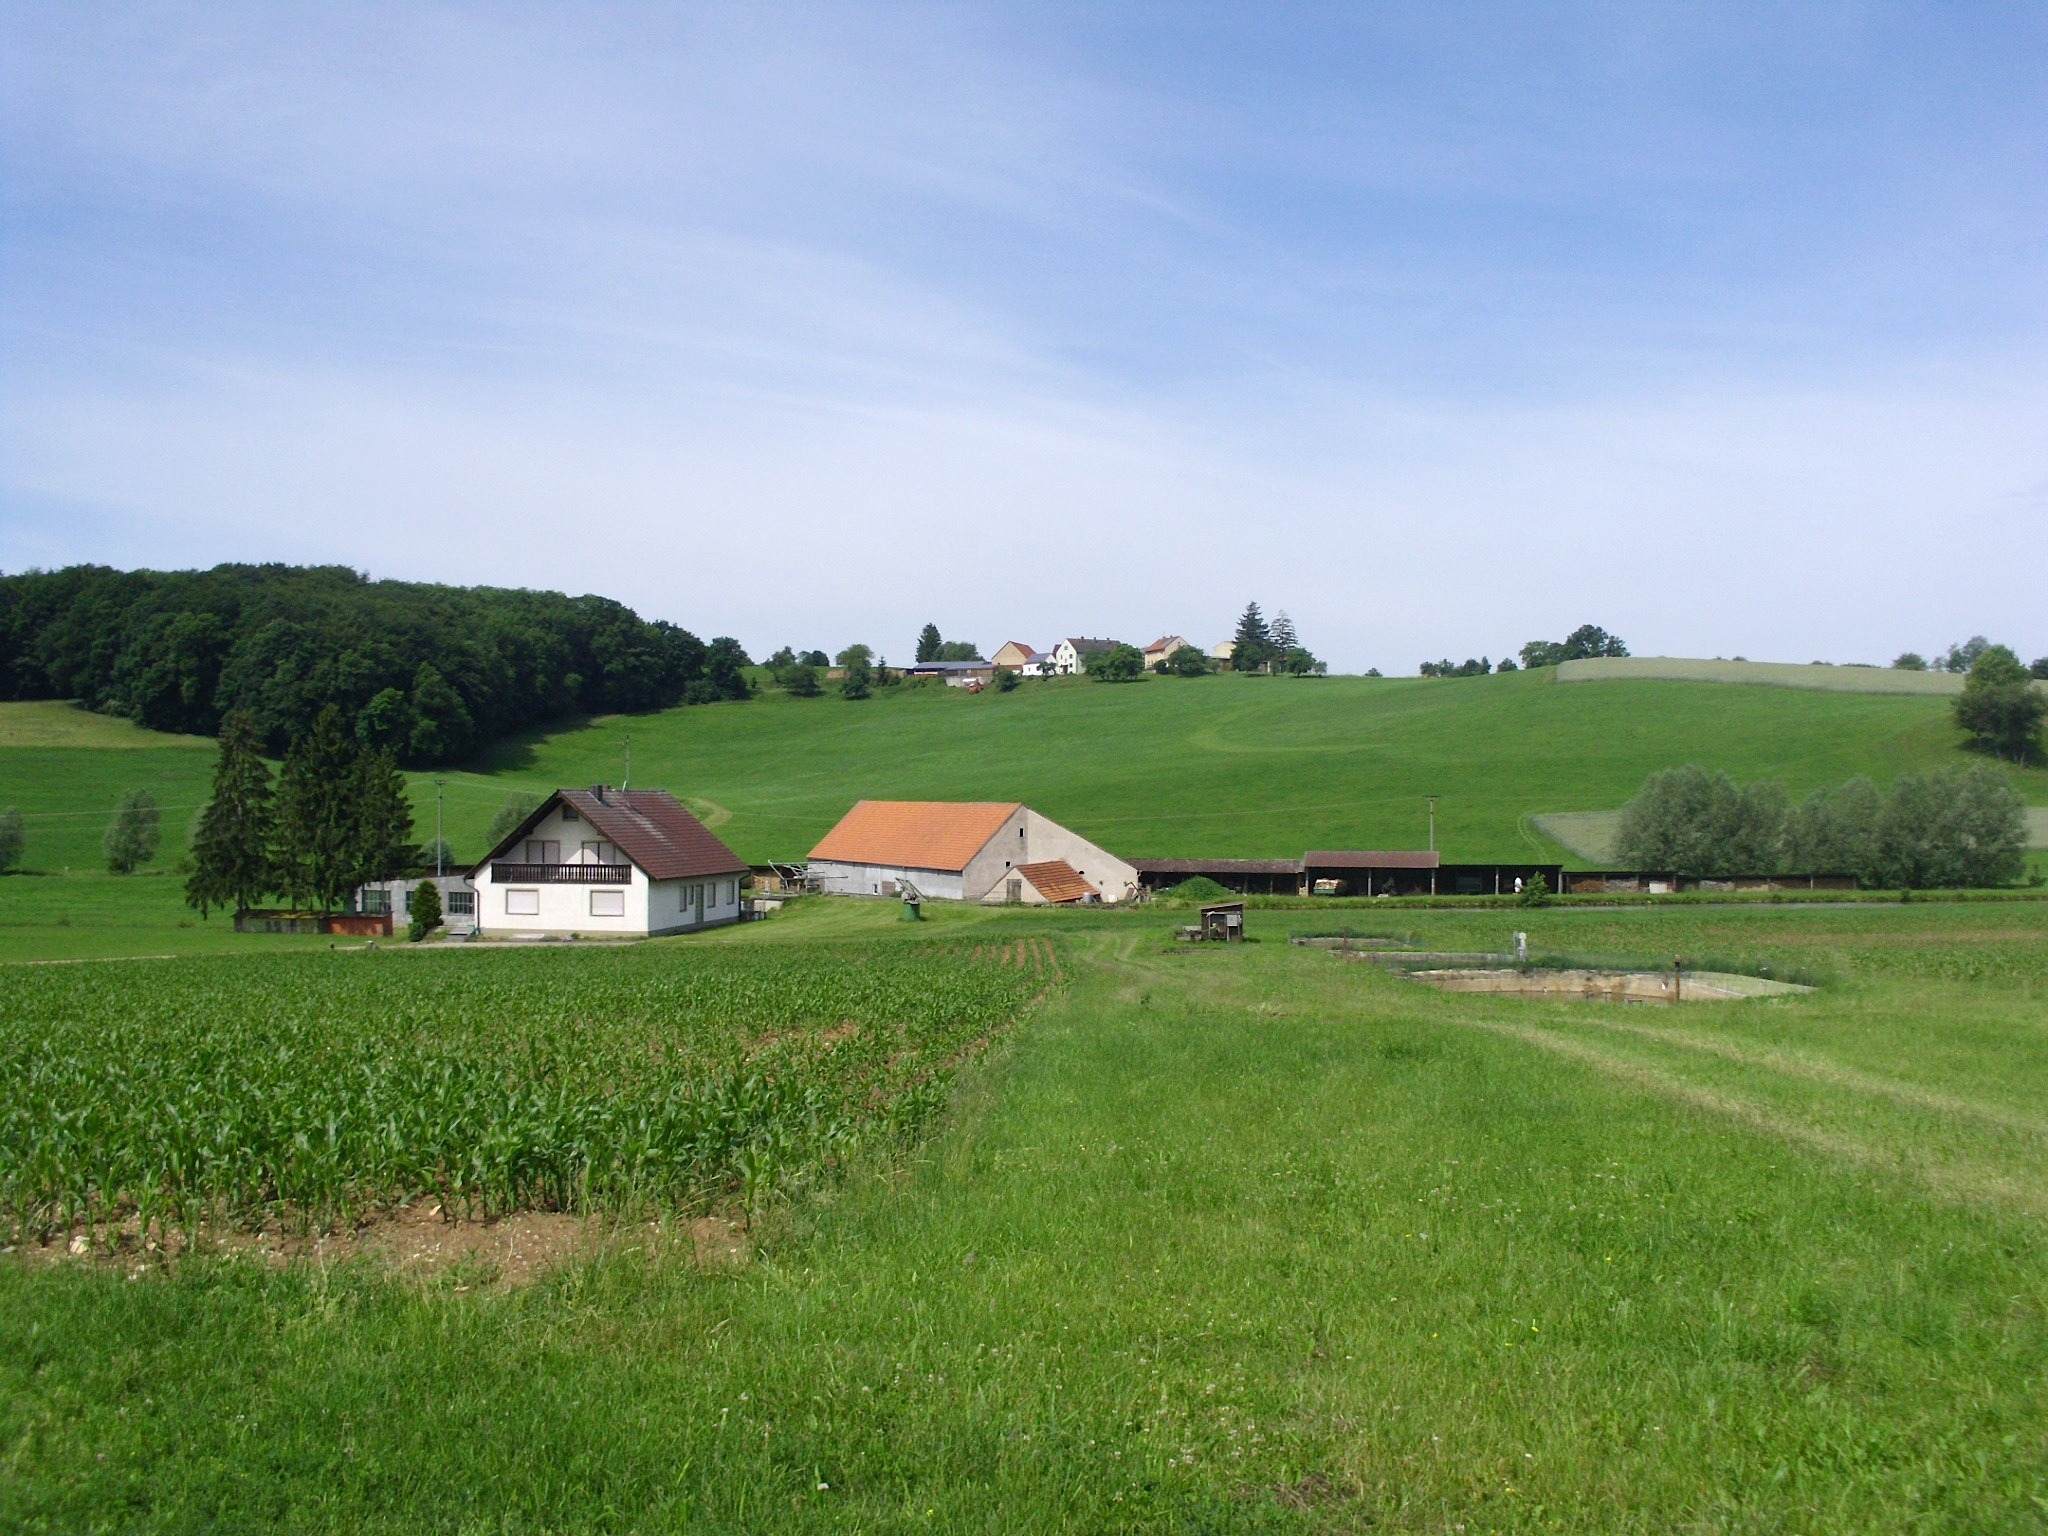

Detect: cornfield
[0,938,1059,1244]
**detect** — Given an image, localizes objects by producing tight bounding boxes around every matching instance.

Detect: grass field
[415,668,2048,866]
[1555,655,1979,694]
[6,673,2046,963]
[4,896,2047,1530]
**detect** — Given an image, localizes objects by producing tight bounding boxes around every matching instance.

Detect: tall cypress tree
[272,705,362,911]
[186,712,275,916]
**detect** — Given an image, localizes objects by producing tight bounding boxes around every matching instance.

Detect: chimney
[591,784,607,803]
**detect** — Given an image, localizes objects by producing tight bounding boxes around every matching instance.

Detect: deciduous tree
[1085,643,1147,683]
[1954,645,2045,763]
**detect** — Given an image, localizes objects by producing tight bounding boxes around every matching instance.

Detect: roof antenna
[623,728,631,792]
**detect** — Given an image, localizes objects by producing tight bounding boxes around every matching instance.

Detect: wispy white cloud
[3,2,2045,667]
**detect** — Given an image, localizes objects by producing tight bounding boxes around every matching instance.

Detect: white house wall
[474,863,652,936]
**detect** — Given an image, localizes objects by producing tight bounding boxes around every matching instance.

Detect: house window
[505,889,540,916]
[446,891,475,915]
[361,888,391,914]
[589,889,625,918]
[561,804,579,821]
[523,840,561,864]
[580,840,618,864]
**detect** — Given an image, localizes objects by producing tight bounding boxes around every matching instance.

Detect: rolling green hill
[418,668,2047,865]
[6,668,2045,881]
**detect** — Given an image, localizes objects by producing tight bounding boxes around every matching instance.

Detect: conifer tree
[1232,603,1275,674]
[272,705,361,910]
[186,711,275,916]
[349,743,418,889]
[1271,610,1298,652]
[915,623,943,663]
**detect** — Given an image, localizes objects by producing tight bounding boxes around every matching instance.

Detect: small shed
[1198,900,1245,941]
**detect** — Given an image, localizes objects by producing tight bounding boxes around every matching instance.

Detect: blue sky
[3,4,2044,671]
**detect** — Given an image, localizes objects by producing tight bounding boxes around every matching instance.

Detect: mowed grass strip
[4,901,2047,1530]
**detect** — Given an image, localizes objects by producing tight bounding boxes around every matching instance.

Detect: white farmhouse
[1051,637,1119,675]
[472,786,748,937]
[808,800,1139,904]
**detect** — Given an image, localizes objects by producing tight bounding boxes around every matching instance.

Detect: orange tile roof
[810,800,1022,872]
[1017,859,1097,903]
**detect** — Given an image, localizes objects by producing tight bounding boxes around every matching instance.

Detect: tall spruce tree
[1271,610,1298,652]
[272,705,363,911]
[915,623,943,663]
[348,743,417,888]
[1232,603,1275,674]
[186,711,275,916]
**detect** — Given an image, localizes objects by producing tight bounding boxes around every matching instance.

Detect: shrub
[102,790,162,874]
[994,667,1020,692]
[485,793,542,851]
[1169,647,1213,678]
[841,656,874,700]
[1518,871,1549,906]
[408,879,442,942]
[1163,876,1233,902]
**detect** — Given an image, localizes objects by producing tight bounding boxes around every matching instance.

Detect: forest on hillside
[0,564,749,765]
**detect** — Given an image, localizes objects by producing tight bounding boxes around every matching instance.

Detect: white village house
[469,786,748,937]
[808,800,1140,904]
[1050,637,1120,675]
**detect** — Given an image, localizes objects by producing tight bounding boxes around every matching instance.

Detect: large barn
[808,801,1139,904]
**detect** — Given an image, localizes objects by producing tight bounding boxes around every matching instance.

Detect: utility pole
[624,729,631,792]
[434,777,445,879]
[1427,795,1437,852]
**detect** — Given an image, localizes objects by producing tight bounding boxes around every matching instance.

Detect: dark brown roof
[1129,858,1302,875]
[1017,859,1097,903]
[485,789,747,880]
[1304,849,1440,870]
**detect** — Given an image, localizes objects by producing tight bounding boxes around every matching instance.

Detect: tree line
[185,709,416,916]
[0,563,751,766]
[1613,763,2029,889]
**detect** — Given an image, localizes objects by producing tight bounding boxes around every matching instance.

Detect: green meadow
[5,896,2048,1531]
[430,667,2046,864]
[5,672,2048,960]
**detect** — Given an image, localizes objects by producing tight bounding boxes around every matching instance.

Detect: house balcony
[490,862,633,884]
